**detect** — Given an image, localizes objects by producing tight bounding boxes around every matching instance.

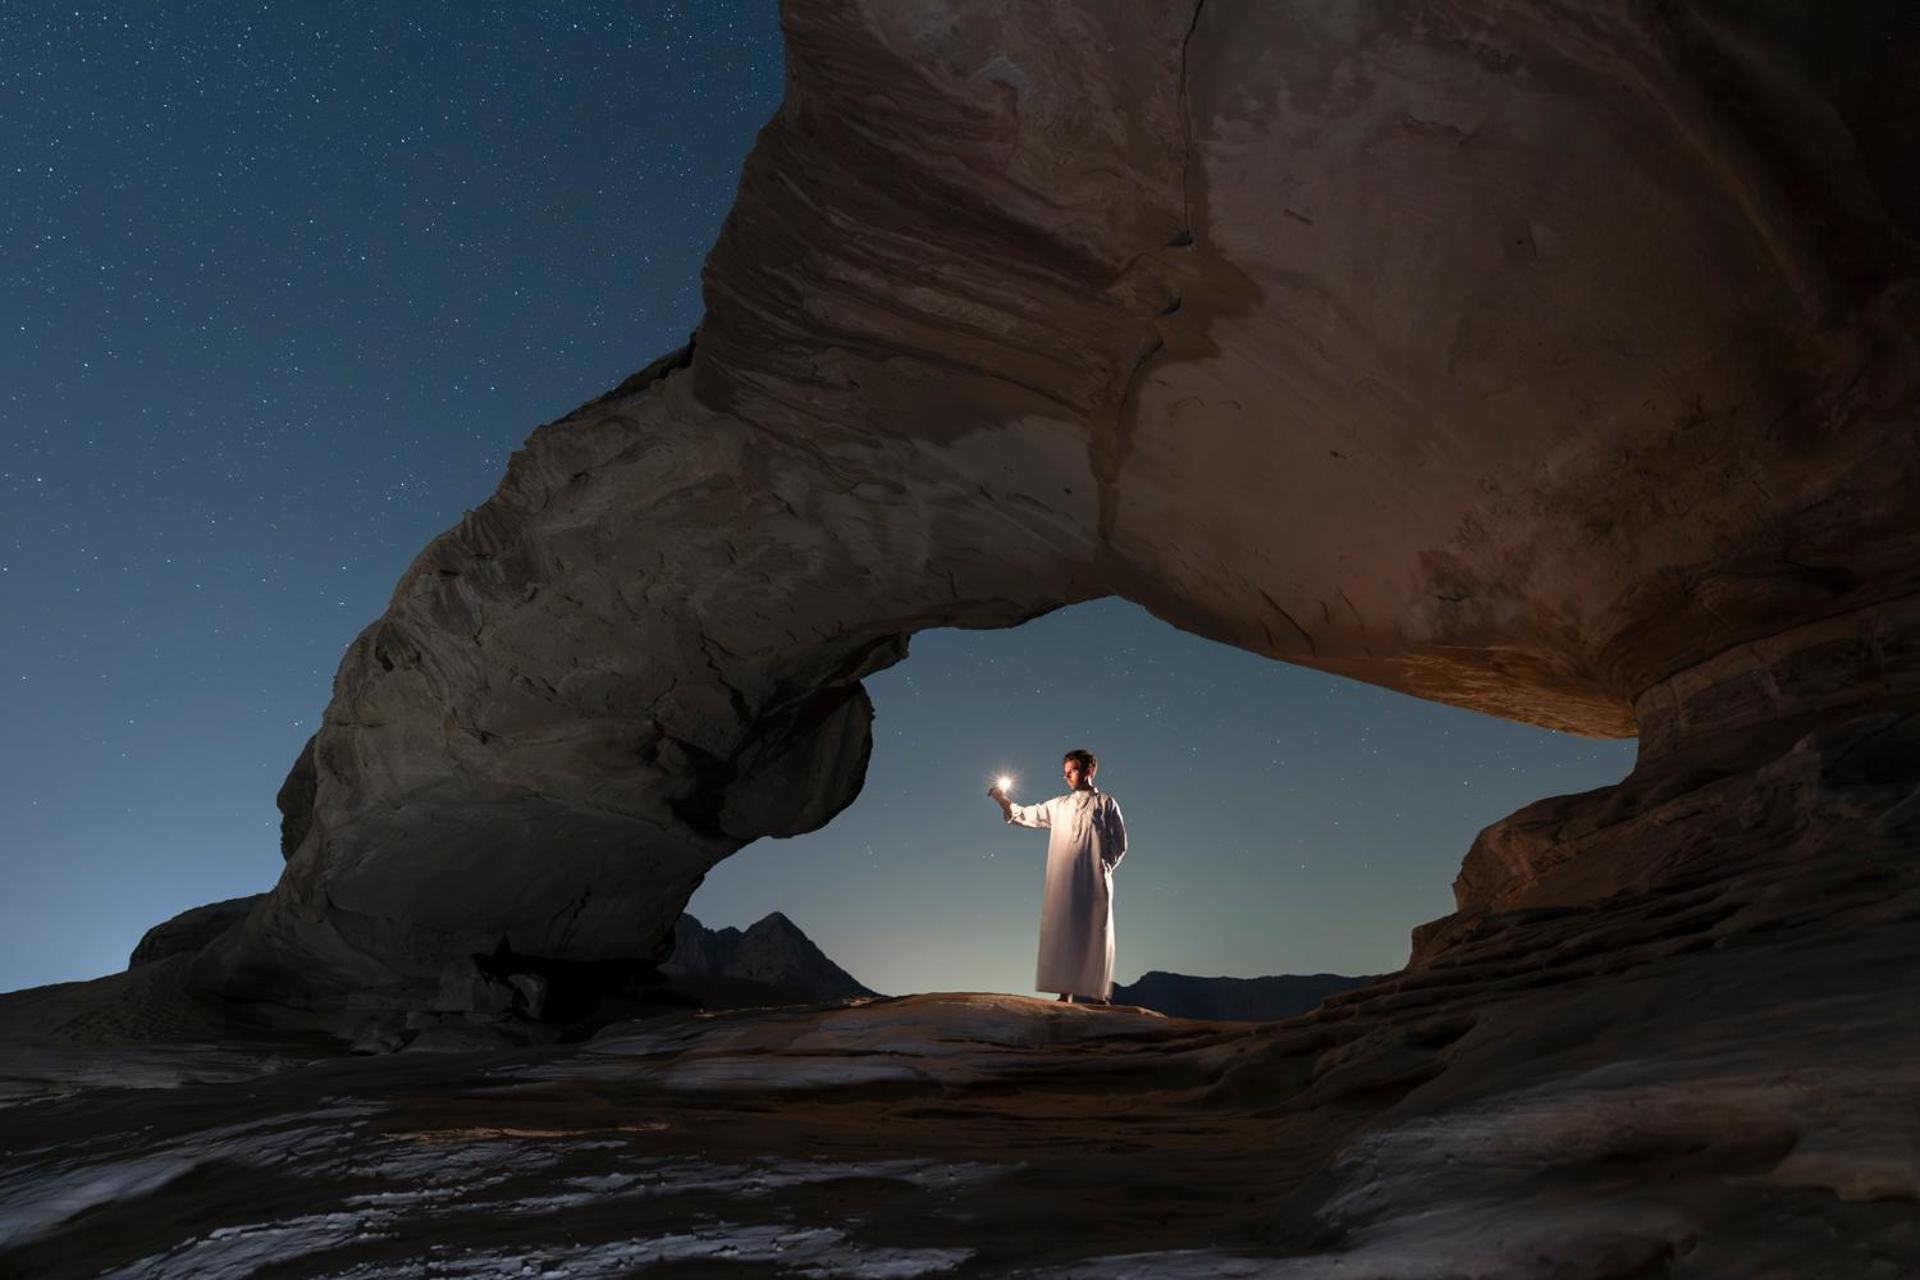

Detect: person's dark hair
[1063,748,1097,772]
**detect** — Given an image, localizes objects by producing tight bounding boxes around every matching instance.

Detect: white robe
[1005,787,1128,998]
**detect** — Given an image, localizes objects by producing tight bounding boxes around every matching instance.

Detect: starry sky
[0,2,1635,998]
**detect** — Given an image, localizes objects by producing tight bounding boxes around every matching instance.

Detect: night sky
[1,2,1635,998]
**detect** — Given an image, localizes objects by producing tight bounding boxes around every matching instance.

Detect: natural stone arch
[197,0,1920,1009]
[208,345,1108,1005]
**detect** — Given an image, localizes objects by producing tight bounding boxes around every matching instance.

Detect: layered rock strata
[1431,594,1920,935]
[196,0,1919,1004]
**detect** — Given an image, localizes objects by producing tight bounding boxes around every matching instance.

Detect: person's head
[1062,749,1097,791]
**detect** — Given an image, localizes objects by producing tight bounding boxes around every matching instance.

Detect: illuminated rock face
[199,0,1919,1004]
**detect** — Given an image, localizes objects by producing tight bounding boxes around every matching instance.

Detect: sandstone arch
[197,0,1920,1010]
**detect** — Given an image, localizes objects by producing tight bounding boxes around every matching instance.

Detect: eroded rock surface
[1428,682,1920,944]
[182,0,1918,1004]
[7,874,1917,1277]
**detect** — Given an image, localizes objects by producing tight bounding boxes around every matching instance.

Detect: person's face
[1063,758,1095,790]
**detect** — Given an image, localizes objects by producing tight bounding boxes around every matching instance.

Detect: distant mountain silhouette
[1111,970,1378,1021]
[663,912,877,1002]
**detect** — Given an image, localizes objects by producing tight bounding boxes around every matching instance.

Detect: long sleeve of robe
[1006,788,1128,998]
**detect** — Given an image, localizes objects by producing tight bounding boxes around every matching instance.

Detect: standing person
[988,749,1128,1005]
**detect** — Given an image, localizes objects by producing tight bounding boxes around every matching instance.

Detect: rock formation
[1112,970,1374,1022]
[185,0,1918,1032]
[7,4,1917,1268]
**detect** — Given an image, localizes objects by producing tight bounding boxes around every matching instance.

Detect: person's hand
[987,785,1008,803]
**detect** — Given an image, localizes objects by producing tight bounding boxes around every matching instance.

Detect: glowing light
[996,774,1013,792]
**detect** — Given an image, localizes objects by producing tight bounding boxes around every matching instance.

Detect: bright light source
[996,774,1013,792]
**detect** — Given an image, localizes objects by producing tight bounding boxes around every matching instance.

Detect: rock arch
[197,0,1920,1010]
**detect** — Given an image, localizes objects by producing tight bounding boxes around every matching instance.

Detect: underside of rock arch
[194,0,1920,1010]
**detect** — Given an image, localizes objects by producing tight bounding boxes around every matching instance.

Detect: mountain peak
[663,912,875,1000]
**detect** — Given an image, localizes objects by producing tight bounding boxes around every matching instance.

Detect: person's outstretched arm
[990,786,1050,829]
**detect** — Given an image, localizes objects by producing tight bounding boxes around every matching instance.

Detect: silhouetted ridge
[1112,970,1377,1021]
[664,912,876,1001]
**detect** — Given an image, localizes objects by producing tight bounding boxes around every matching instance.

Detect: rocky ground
[6,857,1915,1278]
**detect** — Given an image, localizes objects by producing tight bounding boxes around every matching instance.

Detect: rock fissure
[1259,588,1318,657]
[552,886,593,953]
[1175,0,1207,241]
